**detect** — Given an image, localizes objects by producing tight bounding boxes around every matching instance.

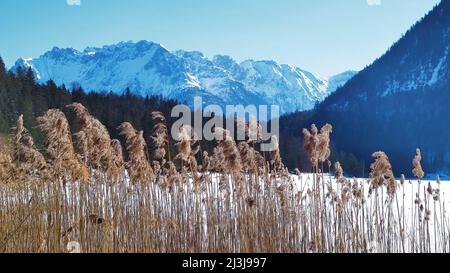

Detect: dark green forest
[0,56,182,159]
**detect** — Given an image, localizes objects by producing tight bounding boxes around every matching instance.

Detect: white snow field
[290,173,450,253]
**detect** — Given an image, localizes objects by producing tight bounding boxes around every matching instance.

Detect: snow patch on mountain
[428,46,449,86]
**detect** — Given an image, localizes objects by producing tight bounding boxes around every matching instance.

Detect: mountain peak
[212,54,235,63]
[44,47,79,58]
[11,40,354,114]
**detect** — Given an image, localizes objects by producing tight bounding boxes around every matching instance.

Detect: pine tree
[0,56,6,81]
[0,56,9,131]
[25,67,35,83]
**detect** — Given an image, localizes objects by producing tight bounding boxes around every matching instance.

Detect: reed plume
[110,139,125,181]
[166,160,183,186]
[236,118,266,175]
[247,115,262,144]
[213,127,242,174]
[175,125,192,162]
[2,105,450,254]
[302,124,319,168]
[201,151,211,172]
[67,103,116,175]
[334,161,344,180]
[151,111,169,162]
[13,115,46,172]
[0,149,13,183]
[318,124,332,163]
[412,148,425,179]
[369,151,396,196]
[37,109,89,182]
[302,123,333,170]
[237,141,258,174]
[211,146,225,173]
[118,122,153,184]
[255,151,267,174]
[174,125,199,165]
[270,135,284,174]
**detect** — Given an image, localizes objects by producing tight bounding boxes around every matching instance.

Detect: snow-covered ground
[290,173,450,252]
[4,171,448,253]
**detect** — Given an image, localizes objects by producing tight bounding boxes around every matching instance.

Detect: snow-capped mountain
[12,40,354,114]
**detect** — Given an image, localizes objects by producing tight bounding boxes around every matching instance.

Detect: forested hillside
[0,56,179,156]
[279,0,450,177]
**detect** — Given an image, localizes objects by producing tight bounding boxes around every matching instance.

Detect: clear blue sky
[0,0,440,77]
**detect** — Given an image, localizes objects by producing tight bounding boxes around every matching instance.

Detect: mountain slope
[305,0,450,175]
[11,41,354,115]
[326,70,358,93]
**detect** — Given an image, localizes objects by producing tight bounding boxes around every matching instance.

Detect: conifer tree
[0,56,6,78]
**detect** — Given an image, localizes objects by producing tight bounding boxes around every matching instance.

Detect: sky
[0,0,441,77]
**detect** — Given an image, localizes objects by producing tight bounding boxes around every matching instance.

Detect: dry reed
[118,122,153,184]
[0,106,449,253]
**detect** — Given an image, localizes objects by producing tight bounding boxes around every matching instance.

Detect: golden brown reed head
[0,149,13,183]
[201,151,211,172]
[13,114,46,172]
[151,111,168,162]
[110,139,125,180]
[302,123,332,169]
[211,146,225,173]
[248,115,263,144]
[369,151,396,196]
[166,160,182,186]
[174,125,194,163]
[236,115,262,144]
[67,103,118,177]
[213,127,242,175]
[37,109,89,183]
[412,148,425,179]
[237,141,258,174]
[318,124,332,163]
[118,122,153,184]
[269,135,285,174]
[212,127,244,189]
[334,162,344,180]
[151,111,166,122]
